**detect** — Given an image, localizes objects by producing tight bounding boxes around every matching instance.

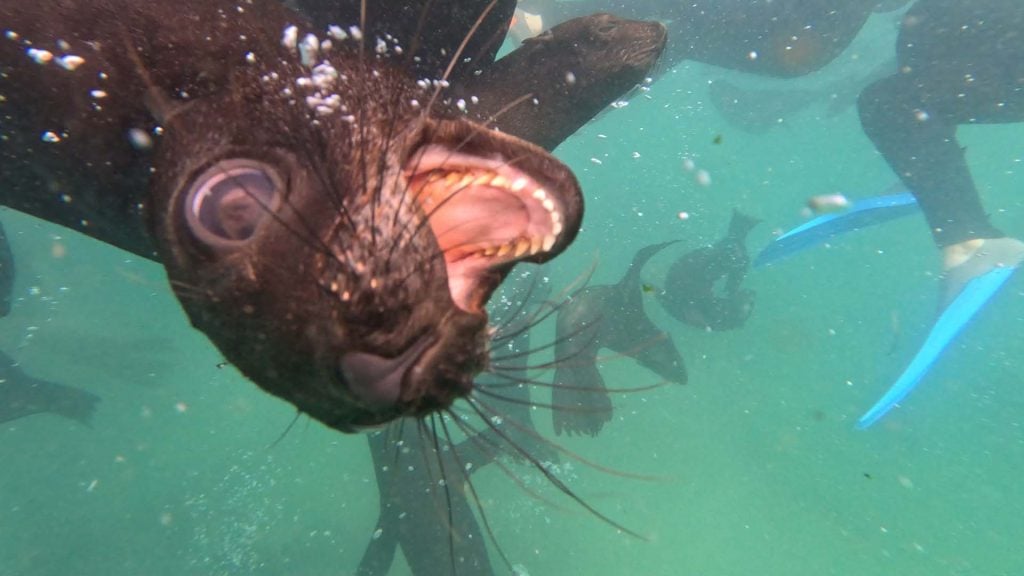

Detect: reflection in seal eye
[185,160,280,246]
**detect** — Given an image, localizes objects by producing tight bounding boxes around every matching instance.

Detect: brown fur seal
[0,0,583,432]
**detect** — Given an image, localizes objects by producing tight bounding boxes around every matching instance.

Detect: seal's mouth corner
[404,144,568,313]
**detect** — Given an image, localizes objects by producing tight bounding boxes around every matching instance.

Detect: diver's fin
[856,265,1017,429]
[753,190,919,268]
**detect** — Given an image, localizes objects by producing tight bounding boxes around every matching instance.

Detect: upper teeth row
[430,170,564,258]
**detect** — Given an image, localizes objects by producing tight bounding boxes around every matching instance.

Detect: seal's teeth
[513,239,531,257]
[482,246,499,256]
[490,175,509,188]
[529,236,544,255]
[473,174,492,186]
[511,178,528,191]
[550,210,562,224]
[496,243,512,257]
[542,234,556,252]
[541,198,555,212]
[457,174,474,188]
[532,188,547,201]
[552,221,564,236]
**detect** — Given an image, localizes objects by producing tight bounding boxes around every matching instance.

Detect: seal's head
[148,31,582,432]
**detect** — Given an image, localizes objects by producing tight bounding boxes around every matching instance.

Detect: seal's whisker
[489,317,600,364]
[421,0,499,120]
[480,370,669,395]
[438,412,516,574]
[475,387,614,413]
[464,397,647,538]
[266,410,303,449]
[490,259,600,345]
[470,396,660,484]
[447,408,571,511]
[425,415,460,576]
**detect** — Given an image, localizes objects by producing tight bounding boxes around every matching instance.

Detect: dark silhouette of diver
[515,0,1023,302]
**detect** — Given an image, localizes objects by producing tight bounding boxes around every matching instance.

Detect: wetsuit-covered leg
[857,0,1024,247]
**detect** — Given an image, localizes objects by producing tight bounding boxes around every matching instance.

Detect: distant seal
[0,0,585,432]
[552,241,687,437]
[657,210,761,331]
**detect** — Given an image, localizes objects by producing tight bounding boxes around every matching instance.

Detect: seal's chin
[405,145,566,313]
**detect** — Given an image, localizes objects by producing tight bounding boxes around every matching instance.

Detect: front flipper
[551,291,612,437]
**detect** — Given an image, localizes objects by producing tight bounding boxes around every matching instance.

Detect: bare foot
[941,237,1024,308]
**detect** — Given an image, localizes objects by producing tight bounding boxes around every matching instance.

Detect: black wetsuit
[520,0,1023,247]
[858,0,1024,247]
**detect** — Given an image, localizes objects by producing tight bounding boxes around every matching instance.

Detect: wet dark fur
[1,2,667,573]
[552,241,687,437]
[455,13,666,150]
[0,0,584,432]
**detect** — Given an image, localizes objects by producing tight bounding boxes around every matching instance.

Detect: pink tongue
[427,188,527,257]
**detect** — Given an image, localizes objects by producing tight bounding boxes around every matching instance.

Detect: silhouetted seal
[552,241,687,437]
[657,210,761,331]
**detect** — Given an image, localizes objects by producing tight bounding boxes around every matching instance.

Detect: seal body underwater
[552,241,687,437]
[0,223,100,426]
[0,0,584,432]
[657,209,761,331]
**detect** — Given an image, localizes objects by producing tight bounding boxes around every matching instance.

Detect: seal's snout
[340,334,436,411]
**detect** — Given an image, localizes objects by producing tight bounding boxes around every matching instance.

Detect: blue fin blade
[856,266,1017,429]
[754,191,919,268]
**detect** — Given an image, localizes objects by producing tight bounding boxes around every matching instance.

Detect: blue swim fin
[753,191,919,268]
[856,266,1017,429]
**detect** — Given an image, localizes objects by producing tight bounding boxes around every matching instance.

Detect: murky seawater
[3,6,1023,576]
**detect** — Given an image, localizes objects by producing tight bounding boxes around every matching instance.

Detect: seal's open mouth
[406,144,566,313]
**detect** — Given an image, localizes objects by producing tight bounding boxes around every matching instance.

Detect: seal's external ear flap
[119,32,193,125]
[521,29,554,46]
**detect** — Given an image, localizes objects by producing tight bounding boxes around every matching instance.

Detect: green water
[3,10,1023,576]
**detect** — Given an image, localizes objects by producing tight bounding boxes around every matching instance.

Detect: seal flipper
[0,350,101,426]
[552,297,612,437]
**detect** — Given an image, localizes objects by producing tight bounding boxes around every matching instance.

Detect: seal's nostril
[340,335,435,409]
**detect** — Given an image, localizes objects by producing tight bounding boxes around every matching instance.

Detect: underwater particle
[610,100,629,109]
[695,169,711,187]
[589,157,603,165]
[641,283,655,293]
[897,475,914,489]
[682,157,696,172]
[806,193,850,214]
[128,128,153,150]
[51,241,66,259]
[281,25,298,51]
[631,151,641,159]
[174,401,188,413]
[27,47,53,64]
[372,528,383,540]
[86,479,99,492]
[712,134,723,145]
[677,211,690,220]
[57,54,85,70]
[565,71,576,84]
[159,511,174,526]
[748,50,758,60]
[914,109,929,122]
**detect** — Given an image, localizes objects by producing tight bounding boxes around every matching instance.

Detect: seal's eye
[185,159,281,246]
